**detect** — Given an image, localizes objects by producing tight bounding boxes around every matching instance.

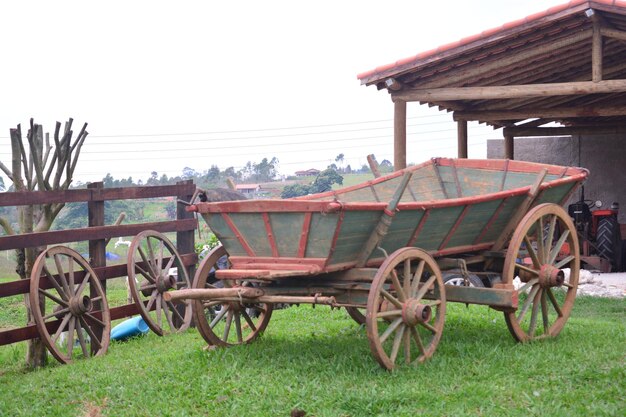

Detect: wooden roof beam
[503,124,626,137]
[453,105,626,121]
[393,79,626,102]
[601,27,626,42]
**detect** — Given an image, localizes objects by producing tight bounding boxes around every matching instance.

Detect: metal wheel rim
[366,247,446,370]
[192,245,273,347]
[503,203,580,342]
[29,246,111,364]
[127,230,192,336]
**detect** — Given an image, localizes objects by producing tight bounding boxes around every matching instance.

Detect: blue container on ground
[110,316,149,341]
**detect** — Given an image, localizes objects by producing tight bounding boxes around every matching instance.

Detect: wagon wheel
[192,245,273,347]
[29,246,111,364]
[503,203,580,342]
[127,230,192,336]
[345,307,366,325]
[366,247,446,370]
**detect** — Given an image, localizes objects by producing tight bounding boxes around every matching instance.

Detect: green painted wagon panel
[328,211,382,264]
[445,199,503,247]
[455,168,503,196]
[503,172,560,190]
[378,210,426,255]
[534,182,575,206]
[269,213,306,257]
[201,213,247,256]
[371,175,404,204]
[405,165,446,201]
[340,186,378,202]
[304,212,340,258]
[413,206,465,251]
[229,213,273,257]
[478,195,526,243]
[436,166,461,198]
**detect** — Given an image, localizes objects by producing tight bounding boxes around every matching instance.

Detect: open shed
[357,0,626,170]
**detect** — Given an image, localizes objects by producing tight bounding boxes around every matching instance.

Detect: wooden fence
[0,181,197,346]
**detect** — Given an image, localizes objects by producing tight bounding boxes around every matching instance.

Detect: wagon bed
[170,157,587,370]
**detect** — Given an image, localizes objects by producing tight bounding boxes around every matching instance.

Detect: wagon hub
[156,274,177,293]
[539,264,564,288]
[69,295,93,316]
[402,299,432,326]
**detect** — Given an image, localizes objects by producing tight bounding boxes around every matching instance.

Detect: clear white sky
[0,0,566,184]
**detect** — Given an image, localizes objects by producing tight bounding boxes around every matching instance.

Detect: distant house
[235,184,261,197]
[295,168,320,177]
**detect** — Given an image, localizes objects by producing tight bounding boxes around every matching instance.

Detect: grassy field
[0,296,624,416]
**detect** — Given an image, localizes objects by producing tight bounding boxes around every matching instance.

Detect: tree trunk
[18,205,48,368]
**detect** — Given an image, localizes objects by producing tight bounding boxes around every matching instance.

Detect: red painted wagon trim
[298,212,312,257]
[438,205,470,251]
[473,197,508,245]
[190,201,343,214]
[407,209,430,247]
[262,213,279,257]
[228,256,327,267]
[221,213,256,257]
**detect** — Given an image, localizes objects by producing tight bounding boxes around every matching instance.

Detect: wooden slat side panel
[369,175,404,204]
[436,166,462,198]
[405,164,446,201]
[201,213,247,256]
[478,195,527,243]
[534,182,576,206]
[269,213,307,258]
[230,213,274,257]
[445,199,503,248]
[379,210,426,255]
[337,186,378,203]
[503,171,560,191]
[413,206,465,251]
[328,211,382,265]
[455,167,502,196]
[304,212,339,259]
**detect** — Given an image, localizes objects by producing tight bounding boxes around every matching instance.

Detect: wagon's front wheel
[503,203,580,342]
[366,247,446,370]
[192,246,273,347]
[127,230,192,336]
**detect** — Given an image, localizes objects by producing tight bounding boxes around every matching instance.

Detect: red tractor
[568,188,624,272]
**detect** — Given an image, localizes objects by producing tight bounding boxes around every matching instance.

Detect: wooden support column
[592,18,603,82]
[393,99,407,170]
[457,119,468,158]
[504,134,514,160]
[87,181,106,354]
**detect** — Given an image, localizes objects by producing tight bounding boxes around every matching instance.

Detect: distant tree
[345,164,352,174]
[281,168,343,198]
[281,183,311,198]
[182,166,197,180]
[253,157,279,182]
[146,171,159,185]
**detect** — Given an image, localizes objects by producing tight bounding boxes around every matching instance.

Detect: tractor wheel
[597,217,623,272]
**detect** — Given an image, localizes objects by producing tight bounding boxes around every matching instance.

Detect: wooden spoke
[43,265,69,301]
[146,238,157,272]
[389,270,407,302]
[39,288,68,307]
[376,309,403,319]
[380,288,403,309]
[403,330,411,365]
[503,204,579,342]
[389,325,405,364]
[145,290,158,312]
[523,235,542,269]
[419,320,438,334]
[157,239,165,272]
[66,316,75,358]
[223,310,233,341]
[410,326,426,355]
[80,316,101,349]
[241,310,258,332]
[166,301,186,324]
[234,312,243,344]
[74,272,91,299]
[410,260,426,296]
[403,259,411,296]
[68,256,75,294]
[135,264,155,283]
[549,231,571,266]
[155,293,162,327]
[555,255,575,269]
[137,247,157,279]
[162,298,175,330]
[52,313,73,343]
[83,313,106,329]
[414,275,437,302]
[210,305,229,328]
[164,255,176,273]
[53,253,71,296]
[43,307,70,321]
[75,319,90,357]
[379,318,403,344]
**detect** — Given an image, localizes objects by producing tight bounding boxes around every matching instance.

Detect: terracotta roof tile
[357,0,626,83]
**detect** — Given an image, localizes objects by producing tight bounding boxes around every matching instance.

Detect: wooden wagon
[164,157,586,370]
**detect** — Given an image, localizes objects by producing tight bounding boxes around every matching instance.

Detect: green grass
[0,297,624,416]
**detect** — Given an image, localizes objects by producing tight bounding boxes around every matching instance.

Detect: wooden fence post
[88,182,106,351]
[176,180,196,326]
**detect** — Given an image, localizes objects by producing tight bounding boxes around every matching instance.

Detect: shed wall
[487,134,626,223]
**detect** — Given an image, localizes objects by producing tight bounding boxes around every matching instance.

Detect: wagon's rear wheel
[366,247,446,370]
[345,307,366,325]
[29,246,111,364]
[503,203,579,342]
[192,245,273,347]
[127,230,192,336]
